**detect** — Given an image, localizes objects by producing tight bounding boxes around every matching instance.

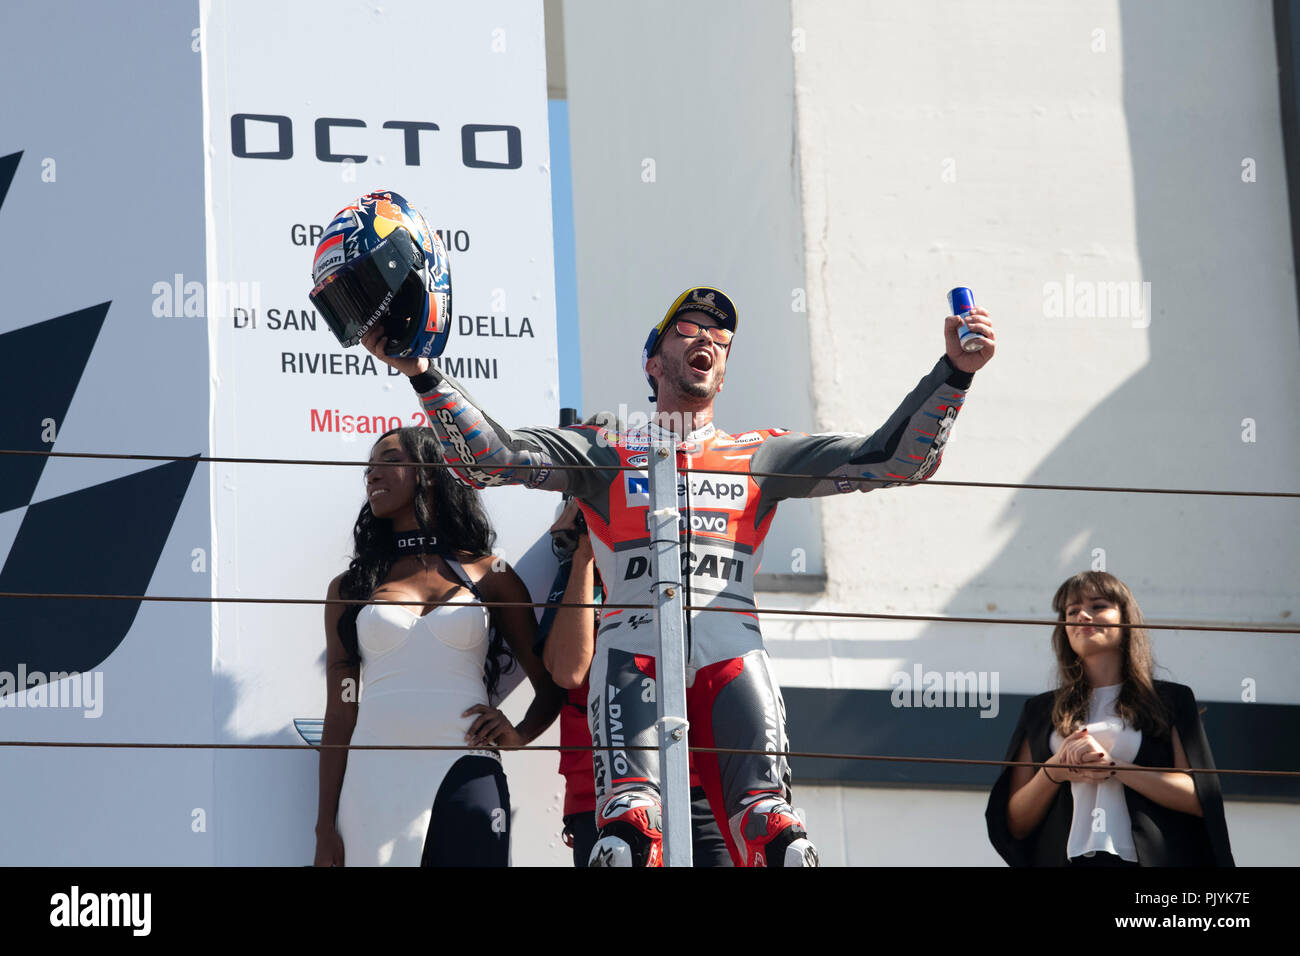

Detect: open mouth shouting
[687,346,715,375]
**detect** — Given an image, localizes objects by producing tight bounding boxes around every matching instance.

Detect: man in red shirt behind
[538,497,730,866]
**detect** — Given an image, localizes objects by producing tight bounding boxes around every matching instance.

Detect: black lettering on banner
[291,224,324,246]
[231,113,292,159]
[280,352,380,375]
[315,117,366,163]
[382,120,440,165]
[429,356,499,380]
[457,315,535,338]
[266,308,317,331]
[230,116,523,169]
[434,229,471,252]
[461,124,523,169]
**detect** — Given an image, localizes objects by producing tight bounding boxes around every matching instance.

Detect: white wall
[783,0,1299,862]
[561,0,824,581]
[558,0,1300,865]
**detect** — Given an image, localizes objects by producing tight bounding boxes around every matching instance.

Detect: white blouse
[1049,684,1142,862]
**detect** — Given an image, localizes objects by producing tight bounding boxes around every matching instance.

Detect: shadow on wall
[840,2,1299,792]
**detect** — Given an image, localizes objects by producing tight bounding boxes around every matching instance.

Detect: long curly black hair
[336,426,514,697]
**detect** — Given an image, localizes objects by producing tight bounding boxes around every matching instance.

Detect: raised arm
[539,536,598,689]
[314,574,359,867]
[362,328,616,502]
[750,308,994,506]
[751,354,972,504]
[409,364,611,497]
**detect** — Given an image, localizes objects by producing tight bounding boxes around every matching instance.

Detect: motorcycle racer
[362,285,996,866]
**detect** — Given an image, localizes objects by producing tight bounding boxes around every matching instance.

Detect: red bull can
[947,287,985,352]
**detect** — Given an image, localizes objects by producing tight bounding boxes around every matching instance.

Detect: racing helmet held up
[308,189,452,359]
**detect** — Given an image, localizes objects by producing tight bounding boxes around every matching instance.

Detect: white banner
[0,1,211,864]
[0,0,563,865]
[203,0,559,862]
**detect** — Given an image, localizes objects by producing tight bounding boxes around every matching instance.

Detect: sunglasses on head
[672,319,733,346]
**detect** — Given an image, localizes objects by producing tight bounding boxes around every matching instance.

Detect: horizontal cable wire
[2,448,1295,499]
[0,739,1293,779]
[0,591,1295,633]
[4,450,1294,778]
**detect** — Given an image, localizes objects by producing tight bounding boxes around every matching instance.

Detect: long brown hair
[1049,571,1169,739]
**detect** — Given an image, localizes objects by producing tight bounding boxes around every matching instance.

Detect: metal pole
[648,438,692,867]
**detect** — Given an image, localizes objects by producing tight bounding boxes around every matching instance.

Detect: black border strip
[784,687,1298,801]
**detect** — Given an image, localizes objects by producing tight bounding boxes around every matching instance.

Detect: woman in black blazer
[986,571,1234,866]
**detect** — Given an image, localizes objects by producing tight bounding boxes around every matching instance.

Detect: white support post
[648,438,692,867]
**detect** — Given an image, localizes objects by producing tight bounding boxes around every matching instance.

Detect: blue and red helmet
[308,189,452,359]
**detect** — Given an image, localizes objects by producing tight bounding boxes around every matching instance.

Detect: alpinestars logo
[909,404,958,480]
[435,406,509,486]
[0,151,197,696]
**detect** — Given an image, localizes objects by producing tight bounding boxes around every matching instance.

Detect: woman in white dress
[314,427,563,866]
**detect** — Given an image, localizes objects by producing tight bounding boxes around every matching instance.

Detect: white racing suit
[408,355,974,865]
